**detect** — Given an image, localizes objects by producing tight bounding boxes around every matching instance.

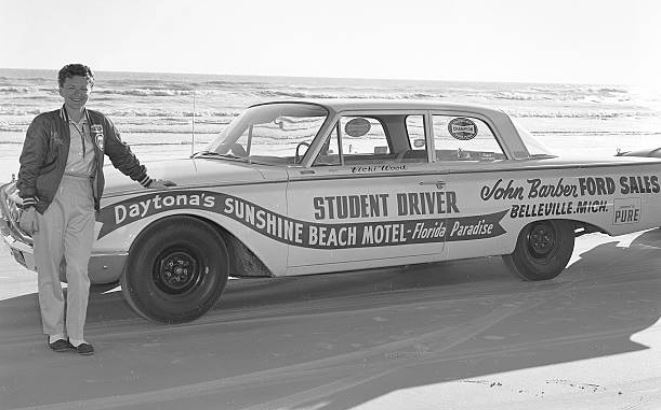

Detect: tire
[502,220,574,281]
[120,216,229,323]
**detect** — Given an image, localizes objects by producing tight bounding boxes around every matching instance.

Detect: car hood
[102,157,283,197]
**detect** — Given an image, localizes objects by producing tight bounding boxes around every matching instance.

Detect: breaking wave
[1,68,659,145]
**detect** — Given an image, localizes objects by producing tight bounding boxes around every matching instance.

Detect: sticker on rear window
[448,118,477,140]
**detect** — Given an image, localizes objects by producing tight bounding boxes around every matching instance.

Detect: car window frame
[427,109,511,162]
[306,109,433,168]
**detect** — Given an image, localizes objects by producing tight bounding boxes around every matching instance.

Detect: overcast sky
[1,0,660,86]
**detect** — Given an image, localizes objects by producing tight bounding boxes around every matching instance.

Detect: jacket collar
[59,105,90,124]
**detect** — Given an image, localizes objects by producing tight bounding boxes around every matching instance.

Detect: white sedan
[2,100,661,323]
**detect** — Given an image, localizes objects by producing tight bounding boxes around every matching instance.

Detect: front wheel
[120,216,229,323]
[502,220,575,281]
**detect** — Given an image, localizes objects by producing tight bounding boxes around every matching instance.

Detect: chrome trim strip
[288,161,661,182]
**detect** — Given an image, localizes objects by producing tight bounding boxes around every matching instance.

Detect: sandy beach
[2,132,661,409]
[1,225,660,409]
[4,0,661,403]
[2,71,661,409]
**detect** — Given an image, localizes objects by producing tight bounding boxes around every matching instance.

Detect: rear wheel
[120,216,229,323]
[503,220,574,281]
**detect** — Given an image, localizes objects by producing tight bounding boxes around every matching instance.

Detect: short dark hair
[58,64,95,88]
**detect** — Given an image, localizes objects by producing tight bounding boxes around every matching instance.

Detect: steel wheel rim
[527,222,557,259]
[153,249,201,295]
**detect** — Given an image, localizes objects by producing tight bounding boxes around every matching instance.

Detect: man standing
[17,64,173,355]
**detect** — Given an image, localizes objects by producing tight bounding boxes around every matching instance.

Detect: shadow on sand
[1,230,660,409]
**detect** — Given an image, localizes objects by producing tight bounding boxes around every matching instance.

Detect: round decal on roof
[345,118,371,137]
[448,118,478,140]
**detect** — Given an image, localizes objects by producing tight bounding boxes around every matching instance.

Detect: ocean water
[1,68,660,170]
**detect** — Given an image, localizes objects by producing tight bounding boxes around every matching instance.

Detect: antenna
[191,91,196,155]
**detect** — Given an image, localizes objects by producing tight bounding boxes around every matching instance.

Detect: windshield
[204,103,329,165]
[513,121,555,158]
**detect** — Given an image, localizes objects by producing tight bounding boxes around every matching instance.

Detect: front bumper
[0,182,35,270]
[0,228,36,270]
[0,182,127,283]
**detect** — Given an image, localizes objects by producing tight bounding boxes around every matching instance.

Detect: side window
[312,114,429,166]
[403,115,427,162]
[232,127,250,157]
[406,115,425,142]
[432,115,505,161]
[341,116,390,163]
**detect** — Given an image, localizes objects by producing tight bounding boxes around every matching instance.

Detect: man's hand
[19,207,38,235]
[148,179,176,190]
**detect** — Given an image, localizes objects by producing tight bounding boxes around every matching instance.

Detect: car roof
[250,99,507,117]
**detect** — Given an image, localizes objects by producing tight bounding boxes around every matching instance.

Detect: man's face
[59,76,92,111]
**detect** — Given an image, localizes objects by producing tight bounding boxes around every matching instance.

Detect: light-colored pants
[34,175,94,341]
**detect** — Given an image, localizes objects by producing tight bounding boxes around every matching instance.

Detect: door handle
[419,181,446,190]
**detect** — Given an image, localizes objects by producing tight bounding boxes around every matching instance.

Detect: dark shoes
[48,338,71,352]
[47,338,94,355]
[73,342,94,356]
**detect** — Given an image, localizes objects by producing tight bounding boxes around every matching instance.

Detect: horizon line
[0,66,621,87]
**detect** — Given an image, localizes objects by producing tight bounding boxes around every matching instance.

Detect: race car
[3,100,661,323]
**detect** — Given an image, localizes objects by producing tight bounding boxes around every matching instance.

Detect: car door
[429,110,514,260]
[285,110,452,275]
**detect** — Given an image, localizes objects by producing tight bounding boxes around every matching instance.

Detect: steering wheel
[295,141,311,163]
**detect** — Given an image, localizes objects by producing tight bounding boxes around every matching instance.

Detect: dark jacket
[17,107,152,213]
